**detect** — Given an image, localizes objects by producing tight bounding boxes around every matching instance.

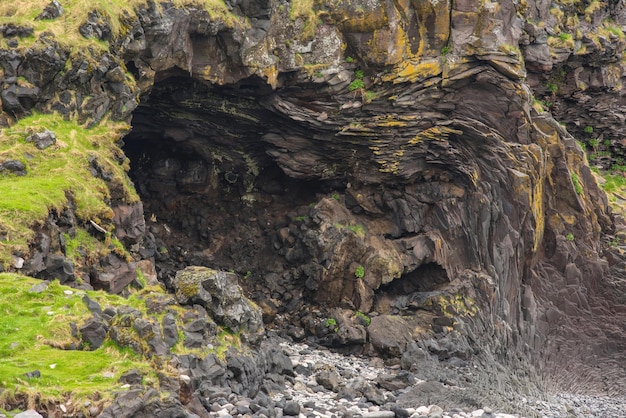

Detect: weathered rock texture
[3,0,626,407]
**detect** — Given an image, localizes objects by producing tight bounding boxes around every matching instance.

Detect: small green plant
[347,224,366,237]
[363,90,377,103]
[345,56,354,63]
[295,215,307,222]
[576,140,586,151]
[441,45,451,55]
[571,173,583,195]
[612,164,626,173]
[324,318,338,332]
[603,139,611,147]
[349,69,365,91]
[559,32,572,41]
[355,311,371,326]
[244,271,252,280]
[565,233,575,241]
[584,125,594,134]
[331,193,340,201]
[546,82,558,94]
[355,265,365,279]
[135,268,147,287]
[588,138,599,149]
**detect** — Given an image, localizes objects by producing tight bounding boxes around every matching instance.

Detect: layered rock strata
[2,0,626,410]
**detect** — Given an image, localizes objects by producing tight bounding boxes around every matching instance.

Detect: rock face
[2,0,626,404]
[172,266,264,339]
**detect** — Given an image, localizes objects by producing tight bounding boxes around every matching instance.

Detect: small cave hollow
[122,73,333,284]
[373,262,450,314]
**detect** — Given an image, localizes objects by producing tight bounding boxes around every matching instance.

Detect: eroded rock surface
[3,0,626,414]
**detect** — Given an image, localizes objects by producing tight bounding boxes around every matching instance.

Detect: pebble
[362,412,395,418]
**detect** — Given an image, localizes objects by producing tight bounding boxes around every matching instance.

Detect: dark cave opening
[122,74,334,283]
[374,262,450,314]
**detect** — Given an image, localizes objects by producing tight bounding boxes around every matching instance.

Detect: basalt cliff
[2,0,626,416]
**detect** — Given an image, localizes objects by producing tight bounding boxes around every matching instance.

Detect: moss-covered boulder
[173,266,263,339]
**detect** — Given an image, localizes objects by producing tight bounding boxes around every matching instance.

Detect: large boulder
[172,266,263,337]
[90,254,137,294]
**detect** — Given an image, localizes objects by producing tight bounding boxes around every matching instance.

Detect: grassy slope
[0,113,138,267]
[0,1,244,413]
[0,273,157,412]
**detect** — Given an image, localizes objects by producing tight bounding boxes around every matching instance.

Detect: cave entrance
[122,73,330,282]
[373,262,449,314]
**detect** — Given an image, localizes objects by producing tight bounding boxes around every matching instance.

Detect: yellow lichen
[383,59,442,84]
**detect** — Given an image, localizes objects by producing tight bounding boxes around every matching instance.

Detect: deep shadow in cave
[122,73,335,283]
[373,262,450,314]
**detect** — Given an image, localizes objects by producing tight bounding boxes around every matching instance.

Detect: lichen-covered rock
[173,266,263,337]
[2,0,626,404]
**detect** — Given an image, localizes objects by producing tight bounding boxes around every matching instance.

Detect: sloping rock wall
[2,0,626,398]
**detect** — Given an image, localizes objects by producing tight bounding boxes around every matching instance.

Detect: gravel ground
[273,342,626,418]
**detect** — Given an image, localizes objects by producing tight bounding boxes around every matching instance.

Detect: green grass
[355,311,371,326]
[0,112,138,267]
[347,224,366,237]
[0,273,156,410]
[349,69,365,92]
[0,0,242,51]
[571,172,583,195]
[289,0,319,39]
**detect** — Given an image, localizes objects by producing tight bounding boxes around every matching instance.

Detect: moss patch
[0,273,156,410]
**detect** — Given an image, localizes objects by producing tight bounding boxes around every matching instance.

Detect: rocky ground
[4,0,626,416]
[10,338,624,418]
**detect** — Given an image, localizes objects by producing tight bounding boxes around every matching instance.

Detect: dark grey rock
[79,10,112,40]
[44,254,75,283]
[367,315,414,357]
[82,294,102,315]
[376,371,416,391]
[26,130,56,149]
[112,203,146,245]
[90,254,136,294]
[183,331,205,348]
[23,370,41,379]
[390,406,411,418]
[28,281,49,293]
[36,0,64,20]
[315,369,341,392]
[80,317,107,349]
[363,384,386,405]
[162,313,179,348]
[283,400,300,416]
[267,348,294,376]
[134,318,167,356]
[119,369,143,385]
[0,159,26,176]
